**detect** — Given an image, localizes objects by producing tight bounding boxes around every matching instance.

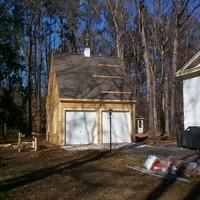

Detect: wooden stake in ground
[32,132,38,151]
[18,132,21,153]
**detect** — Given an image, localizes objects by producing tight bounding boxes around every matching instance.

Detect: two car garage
[65,110,131,145]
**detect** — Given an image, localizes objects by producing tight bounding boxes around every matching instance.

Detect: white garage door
[65,111,97,144]
[102,111,131,143]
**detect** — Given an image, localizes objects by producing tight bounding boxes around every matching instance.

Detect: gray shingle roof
[53,52,134,100]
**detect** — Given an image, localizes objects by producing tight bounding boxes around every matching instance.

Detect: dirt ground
[0,136,200,200]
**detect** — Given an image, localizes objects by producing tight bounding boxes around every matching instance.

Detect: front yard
[0,139,200,200]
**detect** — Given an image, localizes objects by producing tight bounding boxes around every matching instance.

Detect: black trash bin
[176,131,183,148]
[182,126,200,149]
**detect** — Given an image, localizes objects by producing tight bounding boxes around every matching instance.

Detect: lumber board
[125,165,191,183]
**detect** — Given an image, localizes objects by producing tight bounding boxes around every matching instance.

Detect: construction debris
[143,155,198,177]
[125,165,191,183]
[3,144,11,147]
[126,154,199,183]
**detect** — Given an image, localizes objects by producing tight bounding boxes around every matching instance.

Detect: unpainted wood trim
[92,75,124,79]
[59,98,136,103]
[100,91,133,94]
[98,63,123,68]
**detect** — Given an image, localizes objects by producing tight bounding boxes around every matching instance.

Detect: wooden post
[18,132,21,152]
[32,139,34,148]
[32,132,37,151]
[34,136,37,151]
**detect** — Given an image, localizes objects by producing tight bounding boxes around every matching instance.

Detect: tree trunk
[164,71,170,135]
[107,0,124,60]
[170,0,180,136]
[170,27,178,136]
[138,0,157,137]
[27,36,33,136]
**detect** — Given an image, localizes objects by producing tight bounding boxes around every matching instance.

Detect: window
[139,120,142,128]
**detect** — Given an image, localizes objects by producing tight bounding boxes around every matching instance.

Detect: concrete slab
[61,142,200,164]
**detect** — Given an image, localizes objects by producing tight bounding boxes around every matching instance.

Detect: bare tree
[134,0,157,137]
[151,0,172,135]
[105,0,131,60]
[17,0,37,136]
[170,0,200,135]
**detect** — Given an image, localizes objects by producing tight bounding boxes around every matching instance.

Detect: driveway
[61,142,200,164]
[117,143,200,162]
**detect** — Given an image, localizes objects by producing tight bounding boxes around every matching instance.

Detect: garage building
[46,50,136,145]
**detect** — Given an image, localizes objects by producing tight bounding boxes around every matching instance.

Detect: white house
[176,50,200,129]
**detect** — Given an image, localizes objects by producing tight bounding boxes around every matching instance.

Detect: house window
[139,120,142,128]
[54,111,57,134]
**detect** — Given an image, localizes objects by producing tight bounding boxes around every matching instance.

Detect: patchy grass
[0,140,200,200]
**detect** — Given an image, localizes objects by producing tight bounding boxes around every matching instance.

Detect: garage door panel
[102,111,131,143]
[65,111,97,144]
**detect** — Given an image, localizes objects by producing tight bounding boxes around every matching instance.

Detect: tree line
[0,0,199,137]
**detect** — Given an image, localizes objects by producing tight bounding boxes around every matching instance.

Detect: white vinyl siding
[183,76,200,129]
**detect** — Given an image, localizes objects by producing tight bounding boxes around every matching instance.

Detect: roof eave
[176,64,200,78]
[59,98,136,103]
[176,50,200,77]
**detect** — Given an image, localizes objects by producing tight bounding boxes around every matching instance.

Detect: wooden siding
[46,54,61,144]
[58,99,136,145]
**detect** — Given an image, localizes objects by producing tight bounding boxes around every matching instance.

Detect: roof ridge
[52,51,121,60]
